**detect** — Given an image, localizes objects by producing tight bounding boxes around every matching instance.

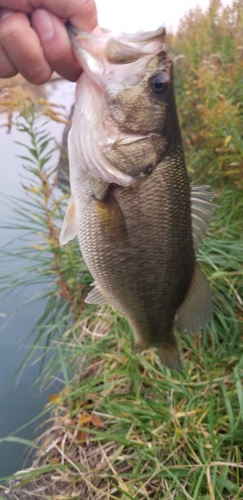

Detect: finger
[0,11,17,77]
[32,9,82,81]
[0,8,16,20]
[0,44,17,78]
[0,2,32,14]
[0,11,53,84]
[0,0,98,31]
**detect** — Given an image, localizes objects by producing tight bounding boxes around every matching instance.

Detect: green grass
[0,6,243,496]
[0,114,242,500]
[3,302,242,499]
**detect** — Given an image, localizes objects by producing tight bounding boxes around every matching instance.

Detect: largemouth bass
[60,24,214,370]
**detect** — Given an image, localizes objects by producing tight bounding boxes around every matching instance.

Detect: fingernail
[35,9,54,42]
[0,9,15,21]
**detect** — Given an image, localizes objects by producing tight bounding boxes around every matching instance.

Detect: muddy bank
[1,477,52,500]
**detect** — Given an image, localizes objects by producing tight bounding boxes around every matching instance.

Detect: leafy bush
[169,0,243,191]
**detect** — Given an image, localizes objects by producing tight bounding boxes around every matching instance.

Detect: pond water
[0,79,75,478]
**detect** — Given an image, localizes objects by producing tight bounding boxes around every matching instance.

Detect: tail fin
[156,344,181,371]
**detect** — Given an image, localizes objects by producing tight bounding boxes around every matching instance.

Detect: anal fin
[176,261,213,335]
[85,282,108,305]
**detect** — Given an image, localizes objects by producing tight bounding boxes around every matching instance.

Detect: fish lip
[66,21,105,41]
[65,20,88,39]
[66,21,166,43]
[116,26,166,43]
[66,20,80,39]
[66,21,100,45]
[115,134,147,146]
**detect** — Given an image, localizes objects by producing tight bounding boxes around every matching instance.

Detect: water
[0,79,75,478]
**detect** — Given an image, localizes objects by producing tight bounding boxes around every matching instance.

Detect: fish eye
[141,164,153,176]
[150,72,169,95]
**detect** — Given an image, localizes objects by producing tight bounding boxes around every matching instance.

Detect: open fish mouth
[66,22,167,87]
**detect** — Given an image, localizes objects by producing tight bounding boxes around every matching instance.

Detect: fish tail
[156,344,181,371]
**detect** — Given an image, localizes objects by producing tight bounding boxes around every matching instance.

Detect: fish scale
[73,141,194,357]
[60,24,215,370]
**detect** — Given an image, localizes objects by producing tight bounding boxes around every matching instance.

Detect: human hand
[0,0,97,83]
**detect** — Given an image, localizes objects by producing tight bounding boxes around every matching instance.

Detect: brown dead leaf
[79,413,91,426]
[48,457,60,464]
[91,414,106,428]
[77,430,87,442]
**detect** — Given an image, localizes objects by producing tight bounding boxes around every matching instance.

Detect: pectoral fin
[94,190,126,242]
[59,196,77,245]
[176,261,213,335]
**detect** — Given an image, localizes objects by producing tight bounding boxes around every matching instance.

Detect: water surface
[0,79,75,477]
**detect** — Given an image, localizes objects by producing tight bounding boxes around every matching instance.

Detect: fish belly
[74,156,195,349]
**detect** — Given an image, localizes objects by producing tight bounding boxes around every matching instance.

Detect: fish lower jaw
[114,133,148,146]
[101,119,147,148]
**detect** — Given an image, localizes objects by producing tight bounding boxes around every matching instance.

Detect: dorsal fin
[191,185,216,251]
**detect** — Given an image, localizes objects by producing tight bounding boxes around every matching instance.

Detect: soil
[0,477,51,500]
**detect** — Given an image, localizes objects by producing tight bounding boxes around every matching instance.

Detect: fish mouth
[66,22,168,88]
[66,22,166,52]
[66,21,167,65]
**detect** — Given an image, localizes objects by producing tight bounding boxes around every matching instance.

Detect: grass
[0,114,242,500]
[3,303,243,499]
[0,3,243,497]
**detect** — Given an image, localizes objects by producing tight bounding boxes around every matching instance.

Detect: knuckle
[0,11,52,84]
[0,47,17,78]
[0,66,17,78]
[0,12,28,44]
[24,62,52,84]
[69,0,97,30]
